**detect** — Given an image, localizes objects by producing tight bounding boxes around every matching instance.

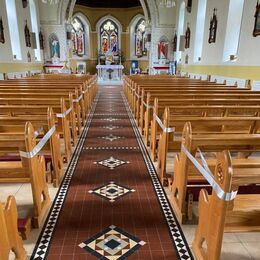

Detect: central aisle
[32,86,192,260]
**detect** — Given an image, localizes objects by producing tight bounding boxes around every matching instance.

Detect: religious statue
[105,49,114,65]
[51,39,60,58]
[158,41,168,60]
[49,34,60,64]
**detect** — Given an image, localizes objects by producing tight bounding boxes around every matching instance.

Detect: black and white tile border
[30,93,100,260]
[83,146,139,150]
[121,92,194,260]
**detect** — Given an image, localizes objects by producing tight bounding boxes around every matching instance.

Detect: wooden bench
[0,196,26,260]
[139,91,260,139]
[0,103,73,160]
[0,122,51,234]
[171,122,260,224]
[150,103,260,162]
[0,80,98,118]
[0,107,63,187]
[192,150,260,260]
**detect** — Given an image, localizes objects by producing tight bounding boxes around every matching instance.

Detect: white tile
[236,232,260,243]
[221,242,252,260]
[180,225,196,245]
[243,242,260,259]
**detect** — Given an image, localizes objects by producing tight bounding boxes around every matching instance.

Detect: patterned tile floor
[31,86,192,259]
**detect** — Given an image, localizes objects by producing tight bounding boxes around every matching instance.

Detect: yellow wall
[72,5,148,74]
[181,65,260,81]
[0,63,43,73]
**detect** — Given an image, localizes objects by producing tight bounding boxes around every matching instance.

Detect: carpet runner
[31,86,193,260]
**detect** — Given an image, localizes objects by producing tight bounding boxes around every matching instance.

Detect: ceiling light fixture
[159,0,176,8]
[41,0,59,4]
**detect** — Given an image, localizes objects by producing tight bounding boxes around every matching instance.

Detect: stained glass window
[71,17,85,56]
[100,20,118,55]
[135,19,146,57]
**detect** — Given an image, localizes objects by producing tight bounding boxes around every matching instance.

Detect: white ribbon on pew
[181,144,237,201]
[154,114,175,133]
[19,125,56,159]
[142,101,153,109]
[34,127,43,137]
[73,94,83,103]
[56,107,73,118]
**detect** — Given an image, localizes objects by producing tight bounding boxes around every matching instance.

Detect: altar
[96,64,124,84]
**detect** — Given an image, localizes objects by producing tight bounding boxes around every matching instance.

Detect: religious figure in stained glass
[102,37,108,53]
[71,17,85,56]
[135,19,146,57]
[100,20,118,55]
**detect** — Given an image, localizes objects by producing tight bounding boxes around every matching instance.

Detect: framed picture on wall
[76,61,86,74]
[0,17,5,44]
[208,8,217,43]
[185,24,191,49]
[131,60,139,74]
[253,1,260,37]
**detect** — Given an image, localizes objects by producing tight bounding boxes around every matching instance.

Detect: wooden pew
[156,114,260,185]
[171,122,260,224]
[192,150,260,260]
[134,87,251,119]
[129,85,241,117]
[0,103,72,160]
[150,103,260,161]
[0,107,63,187]
[0,90,85,130]
[0,122,51,232]
[140,93,260,139]
[0,80,98,118]
[0,196,26,260]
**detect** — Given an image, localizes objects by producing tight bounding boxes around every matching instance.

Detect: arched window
[223,0,244,62]
[71,17,85,56]
[29,0,41,61]
[5,0,22,60]
[100,20,118,55]
[193,0,207,62]
[135,19,147,57]
[176,1,185,62]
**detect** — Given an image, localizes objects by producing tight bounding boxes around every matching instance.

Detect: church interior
[1,0,260,259]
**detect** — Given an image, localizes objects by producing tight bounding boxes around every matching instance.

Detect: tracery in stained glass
[100,20,118,55]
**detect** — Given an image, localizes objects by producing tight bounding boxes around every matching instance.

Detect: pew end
[0,196,27,260]
[192,150,235,260]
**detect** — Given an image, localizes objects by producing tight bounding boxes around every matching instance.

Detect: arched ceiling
[76,0,141,8]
